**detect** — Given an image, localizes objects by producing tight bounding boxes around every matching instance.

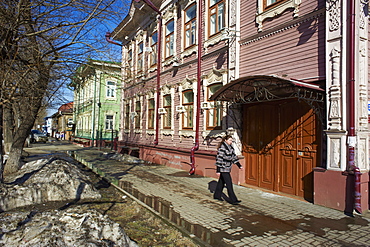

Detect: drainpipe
[105,32,122,46]
[189,0,203,175]
[347,0,361,214]
[135,0,162,146]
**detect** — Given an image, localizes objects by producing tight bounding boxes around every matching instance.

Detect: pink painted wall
[314,169,369,212]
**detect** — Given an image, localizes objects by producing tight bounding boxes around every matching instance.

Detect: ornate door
[243,101,320,201]
[243,104,279,191]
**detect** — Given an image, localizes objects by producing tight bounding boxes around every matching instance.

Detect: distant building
[44,117,52,136]
[50,102,74,140]
[70,59,121,147]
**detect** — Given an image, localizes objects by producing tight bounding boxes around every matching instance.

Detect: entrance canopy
[209,75,324,104]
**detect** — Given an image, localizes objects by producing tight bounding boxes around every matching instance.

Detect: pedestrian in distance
[213,135,243,205]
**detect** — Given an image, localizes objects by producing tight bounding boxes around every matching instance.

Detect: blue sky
[47,0,130,116]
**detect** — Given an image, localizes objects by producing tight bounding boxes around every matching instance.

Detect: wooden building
[110,0,370,213]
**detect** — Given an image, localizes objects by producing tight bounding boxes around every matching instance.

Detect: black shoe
[231,200,241,205]
[214,197,224,201]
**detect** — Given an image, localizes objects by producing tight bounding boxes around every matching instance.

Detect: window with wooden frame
[209,0,225,36]
[137,42,144,72]
[106,81,116,98]
[163,95,172,129]
[184,3,196,48]
[150,32,158,66]
[165,20,175,58]
[148,98,155,129]
[127,49,132,78]
[264,0,286,10]
[105,115,114,130]
[125,103,130,129]
[206,84,223,129]
[135,100,141,129]
[182,90,194,129]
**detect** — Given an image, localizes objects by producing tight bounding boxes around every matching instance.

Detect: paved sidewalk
[71,148,370,247]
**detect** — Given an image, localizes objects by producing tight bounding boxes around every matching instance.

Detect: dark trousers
[214,172,238,203]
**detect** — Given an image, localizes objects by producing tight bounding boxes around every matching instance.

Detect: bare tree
[0,0,125,180]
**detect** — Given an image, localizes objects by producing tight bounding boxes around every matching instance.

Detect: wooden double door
[242,100,321,201]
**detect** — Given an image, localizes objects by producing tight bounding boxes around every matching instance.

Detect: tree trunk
[3,104,14,153]
[0,105,4,182]
[4,119,34,175]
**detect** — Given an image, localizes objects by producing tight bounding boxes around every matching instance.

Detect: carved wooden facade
[111,0,370,212]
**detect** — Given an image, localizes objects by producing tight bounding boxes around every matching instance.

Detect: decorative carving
[163,5,175,21]
[358,41,368,130]
[230,45,236,64]
[330,139,341,168]
[146,129,155,135]
[161,84,172,95]
[230,0,237,26]
[202,130,226,139]
[256,0,301,32]
[358,138,367,170]
[179,76,196,91]
[161,129,174,136]
[328,0,340,32]
[204,33,223,47]
[179,130,194,138]
[359,0,369,30]
[329,99,340,118]
[202,67,227,86]
[179,0,196,9]
[147,90,155,98]
[241,9,324,46]
[330,47,340,86]
[181,46,197,58]
[328,47,341,130]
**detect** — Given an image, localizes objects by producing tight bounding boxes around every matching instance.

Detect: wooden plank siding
[240,1,325,36]
[239,14,325,80]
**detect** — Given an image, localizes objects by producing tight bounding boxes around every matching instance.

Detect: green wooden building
[70,59,121,147]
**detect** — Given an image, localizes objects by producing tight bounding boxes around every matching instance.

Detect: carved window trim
[256,0,301,32]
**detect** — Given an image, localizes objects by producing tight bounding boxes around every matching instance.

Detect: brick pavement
[72,148,370,247]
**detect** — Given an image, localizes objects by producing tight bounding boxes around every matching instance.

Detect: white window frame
[106,81,116,98]
[165,20,175,58]
[184,3,197,49]
[105,115,114,130]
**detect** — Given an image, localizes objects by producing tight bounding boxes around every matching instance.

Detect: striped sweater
[215,142,240,173]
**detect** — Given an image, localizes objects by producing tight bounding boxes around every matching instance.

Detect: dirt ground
[19,142,199,246]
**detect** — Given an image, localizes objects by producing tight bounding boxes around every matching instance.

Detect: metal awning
[209,75,324,104]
